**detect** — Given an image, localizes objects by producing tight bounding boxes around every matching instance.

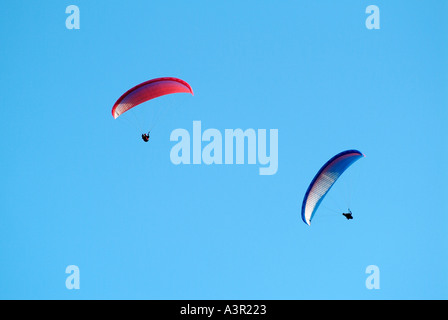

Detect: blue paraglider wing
[301,150,364,226]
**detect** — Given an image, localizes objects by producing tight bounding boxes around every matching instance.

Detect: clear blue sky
[1,0,447,299]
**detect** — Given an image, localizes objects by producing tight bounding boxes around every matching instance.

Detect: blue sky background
[1,1,447,299]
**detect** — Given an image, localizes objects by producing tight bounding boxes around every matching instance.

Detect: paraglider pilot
[142,132,150,142]
[342,209,353,220]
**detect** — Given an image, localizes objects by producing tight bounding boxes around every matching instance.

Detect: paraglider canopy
[112,77,194,119]
[301,150,364,226]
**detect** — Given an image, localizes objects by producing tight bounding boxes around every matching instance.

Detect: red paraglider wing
[112,77,193,119]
